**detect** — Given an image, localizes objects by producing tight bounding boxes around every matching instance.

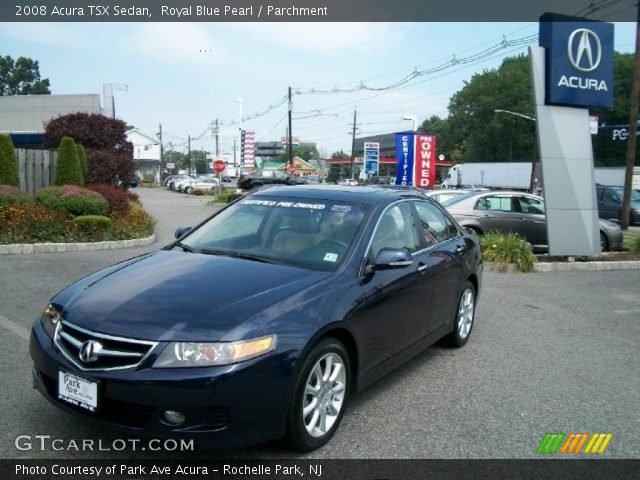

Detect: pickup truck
[238,172,305,191]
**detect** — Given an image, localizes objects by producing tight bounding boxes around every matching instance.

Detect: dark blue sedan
[30,185,482,451]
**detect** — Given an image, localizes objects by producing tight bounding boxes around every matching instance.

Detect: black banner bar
[2,459,639,480]
[1,0,638,22]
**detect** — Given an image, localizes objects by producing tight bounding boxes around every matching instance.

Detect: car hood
[52,250,330,342]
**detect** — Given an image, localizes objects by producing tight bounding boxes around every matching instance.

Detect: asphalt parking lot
[0,187,638,459]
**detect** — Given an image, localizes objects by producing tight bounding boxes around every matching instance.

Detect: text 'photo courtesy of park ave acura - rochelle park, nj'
[0,1,639,479]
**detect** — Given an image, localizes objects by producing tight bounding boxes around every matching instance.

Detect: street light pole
[494,109,538,193]
[402,114,418,132]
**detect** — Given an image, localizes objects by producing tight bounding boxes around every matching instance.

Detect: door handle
[456,245,465,253]
[522,219,533,223]
[417,263,429,272]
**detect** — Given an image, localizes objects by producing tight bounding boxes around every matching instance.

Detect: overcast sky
[1,21,636,158]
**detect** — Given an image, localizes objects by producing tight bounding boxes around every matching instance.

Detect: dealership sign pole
[413,134,437,188]
[531,13,614,255]
[364,142,380,179]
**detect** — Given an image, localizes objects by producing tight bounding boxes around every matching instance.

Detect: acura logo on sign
[568,28,601,72]
[79,340,102,363]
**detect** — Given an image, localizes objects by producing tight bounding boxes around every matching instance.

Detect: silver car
[443,191,623,252]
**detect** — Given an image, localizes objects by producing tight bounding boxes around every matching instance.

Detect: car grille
[54,321,157,371]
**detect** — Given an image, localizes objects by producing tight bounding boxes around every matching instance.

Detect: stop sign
[213,160,225,173]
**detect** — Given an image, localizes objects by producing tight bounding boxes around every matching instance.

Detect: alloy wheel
[302,352,346,438]
[457,288,475,340]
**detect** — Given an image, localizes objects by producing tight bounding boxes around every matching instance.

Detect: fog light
[162,410,186,425]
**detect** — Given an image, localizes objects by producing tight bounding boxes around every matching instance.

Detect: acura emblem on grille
[79,340,103,363]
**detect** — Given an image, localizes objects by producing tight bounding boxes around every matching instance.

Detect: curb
[0,234,156,255]
[485,260,640,273]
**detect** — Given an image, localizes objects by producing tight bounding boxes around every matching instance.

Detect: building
[326,132,452,184]
[126,128,161,184]
[255,140,318,162]
[0,94,103,148]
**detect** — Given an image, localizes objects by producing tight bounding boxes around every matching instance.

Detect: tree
[446,55,536,163]
[0,55,51,95]
[55,137,83,186]
[331,149,348,158]
[419,115,453,159]
[44,113,134,187]
[0,134,19,186]
[76,144,87,185]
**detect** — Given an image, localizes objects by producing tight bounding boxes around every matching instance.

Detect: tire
[285,338,350,451]
[444,281,476,348]
[600,232,609,252]
[185,186,191,194]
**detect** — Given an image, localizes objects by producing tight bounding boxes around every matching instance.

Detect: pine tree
[0,134,19,186]
[75,143,87,186]
[55,137,83,186]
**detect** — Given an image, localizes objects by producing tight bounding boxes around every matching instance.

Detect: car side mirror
[174,226,192,239]
[372,248,413,271]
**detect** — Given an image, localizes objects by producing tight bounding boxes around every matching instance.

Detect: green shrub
[628,234,640,253]
[35,185,108,217]
[0,184,30,205]
[72,215,112,241]
[55,137,83,186]
[0,134,19,186]
[75,144,87,184]
[480,231,536,272]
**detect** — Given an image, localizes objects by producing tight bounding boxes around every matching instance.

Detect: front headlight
[604,223,620,230]
[40,304,61,337]
[152,335,277,368]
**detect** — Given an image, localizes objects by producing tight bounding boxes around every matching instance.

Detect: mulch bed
[536,252,640,262]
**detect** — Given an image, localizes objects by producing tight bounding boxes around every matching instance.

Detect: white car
[174,176,199,192]
[337,178,358,186]
[185,178,219,194]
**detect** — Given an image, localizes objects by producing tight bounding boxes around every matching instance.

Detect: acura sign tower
[531,13,614,255]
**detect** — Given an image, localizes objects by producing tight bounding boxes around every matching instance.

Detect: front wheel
[600,232,609,252]
[285,338,350,451]
[445,281,476,348]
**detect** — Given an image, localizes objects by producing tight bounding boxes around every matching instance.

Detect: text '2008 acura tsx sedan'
[30,185,482,451]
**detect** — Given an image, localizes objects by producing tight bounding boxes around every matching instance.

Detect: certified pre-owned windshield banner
[4,459,639,479]
[2,0,638,22]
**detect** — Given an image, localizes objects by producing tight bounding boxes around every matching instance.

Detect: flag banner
[395,132,414,186]
[413,134,437,188]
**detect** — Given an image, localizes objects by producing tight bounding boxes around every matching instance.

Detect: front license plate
[58,371,98,412]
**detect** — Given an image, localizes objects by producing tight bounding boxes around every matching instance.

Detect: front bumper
[29,321,291,449]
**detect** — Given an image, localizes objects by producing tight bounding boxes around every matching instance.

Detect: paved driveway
[0,187,638,459]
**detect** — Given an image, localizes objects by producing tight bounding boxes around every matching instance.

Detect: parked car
[221,174,231,183]
[30,185,482,451]
[304,175,320,184]
[185,178,219,194]
[128,174,140,188]
[164,175,183,188]
[425,189,473,204]
[237,171,305,191]
[596,185,640,225]
[337,178,358,186]
[168,175,189,190]
[174,176,200,193]
[443,191,623,252]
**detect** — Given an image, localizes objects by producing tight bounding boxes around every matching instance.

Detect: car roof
[251,185,430,205]
[443,190,541,208]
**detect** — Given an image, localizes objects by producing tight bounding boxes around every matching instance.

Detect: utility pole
[187,135,191,175]
[202,146,205,175]
[622,5,640,230]
[288,86,293,165]
[233,137,237,168]
[214,119,220,157]
[350,109,357,179]
[158,123,163,184]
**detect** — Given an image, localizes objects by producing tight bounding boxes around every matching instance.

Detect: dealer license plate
[58,371,98,412]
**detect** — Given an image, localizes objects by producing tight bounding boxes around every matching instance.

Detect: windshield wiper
[199,249,284,264]
[174,242,197,253]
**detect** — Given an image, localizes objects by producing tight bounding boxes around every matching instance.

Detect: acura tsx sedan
[30,185,482,451]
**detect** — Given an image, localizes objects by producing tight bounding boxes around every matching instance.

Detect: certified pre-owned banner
[413,134,437,188]
[395,132,414,187]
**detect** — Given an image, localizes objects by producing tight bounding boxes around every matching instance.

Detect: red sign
[213,160,226,173]
[413,135,437,188]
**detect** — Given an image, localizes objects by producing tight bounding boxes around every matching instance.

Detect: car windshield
[613,188,640,201]
[179,196,370,271]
